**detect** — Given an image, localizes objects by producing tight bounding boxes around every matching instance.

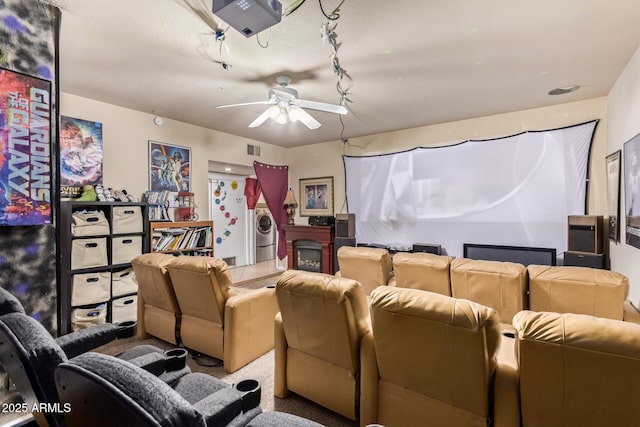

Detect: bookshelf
[59,201,148,334]
[150,220,214,256]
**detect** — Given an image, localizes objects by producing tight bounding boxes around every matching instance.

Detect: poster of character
[624,133,640,249]
[148,141,191,206]
[60,116,103,198]
[0,67,52,226]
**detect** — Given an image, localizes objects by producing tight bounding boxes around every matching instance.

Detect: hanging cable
[256,27,272,48]
[318,0,344,20]
[283,0,307,16]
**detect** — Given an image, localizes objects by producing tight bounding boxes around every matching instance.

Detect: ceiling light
[267,104,280,119]
[548,85,580,95]
[275,110,288,125]
[288,107,301,122]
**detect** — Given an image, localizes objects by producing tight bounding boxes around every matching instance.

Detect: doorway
[208,172,251,267]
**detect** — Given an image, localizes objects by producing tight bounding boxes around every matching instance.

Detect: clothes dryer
[256,208,275,262]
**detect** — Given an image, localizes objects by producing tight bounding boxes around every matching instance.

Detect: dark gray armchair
[55,352,324,427]
[0,286,127,359]
[0,312,185,427]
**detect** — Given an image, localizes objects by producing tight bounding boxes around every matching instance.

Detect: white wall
[286,98,609,225]
[60,93,287,219]
[608,45,640,306]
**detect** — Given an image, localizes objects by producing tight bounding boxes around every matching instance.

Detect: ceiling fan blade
[217,100,274,109]
[296,99,348,115]
[291,106,321,130]
[248,108,273,128]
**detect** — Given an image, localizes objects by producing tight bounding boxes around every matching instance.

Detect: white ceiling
[55,0,640,148]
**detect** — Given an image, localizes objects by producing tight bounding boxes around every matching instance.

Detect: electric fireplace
[283,225,335,274]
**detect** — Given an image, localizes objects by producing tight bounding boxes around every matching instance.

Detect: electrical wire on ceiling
[283,0,352,140]
[215,26,231,71]
[256,27,272,48]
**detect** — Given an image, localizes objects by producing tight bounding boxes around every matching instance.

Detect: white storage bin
[71,303,107,331]
[112,206,143,234]
[71,210,110,236]
[71,238,108,270]
[71,271,111,306]
[112,267,138,297]
[112,236,142,264]
[112,295,137,323]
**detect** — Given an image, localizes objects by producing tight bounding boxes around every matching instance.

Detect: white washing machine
[256,208,276,262]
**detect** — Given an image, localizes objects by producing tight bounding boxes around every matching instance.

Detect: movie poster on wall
[0,67,52,226]
[148,141,191,207]
[624,133,640,249]
[60,116,103,198]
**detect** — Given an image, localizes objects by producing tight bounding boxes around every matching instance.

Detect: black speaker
[568,215,604,254]
[335,213,355,238]
[411,243,442,255]
[334,237,356,271]
[563,251,607,269]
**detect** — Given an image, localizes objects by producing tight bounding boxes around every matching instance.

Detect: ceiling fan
[216,75,348,129]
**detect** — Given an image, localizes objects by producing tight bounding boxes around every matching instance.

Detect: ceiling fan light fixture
[275,110,288,124]
[267,104,280,119]
[288,107,302,122]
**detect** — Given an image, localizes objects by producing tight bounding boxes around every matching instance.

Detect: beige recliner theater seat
[389,251,453,295]
[131,253,181,344]
[527,264,635,321]
[361,286,520,427]
[274,270,370,421]
[450,258,528,330]
[335,246,392,295]
[166,255,279,373]
[514,310,640,427]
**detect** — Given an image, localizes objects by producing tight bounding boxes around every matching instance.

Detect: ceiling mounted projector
[212,0,282,38]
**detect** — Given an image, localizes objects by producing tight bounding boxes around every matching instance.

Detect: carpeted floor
[94,275,355,427]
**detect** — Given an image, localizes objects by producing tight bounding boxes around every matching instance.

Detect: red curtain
[244,177,261,210]
[254,161,289,259]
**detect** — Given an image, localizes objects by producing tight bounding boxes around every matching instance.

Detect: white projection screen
[344,121,598,258]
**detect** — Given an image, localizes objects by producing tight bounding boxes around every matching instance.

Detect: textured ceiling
[56,0,640,147]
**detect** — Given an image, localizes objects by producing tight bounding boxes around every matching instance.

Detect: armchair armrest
[274,312,288,398]
[56,323,117,359]
[223,287,279,373]
[359,331,378,427]
[624,300,640,324]
[125,351,167,376]
[193,387,243,427]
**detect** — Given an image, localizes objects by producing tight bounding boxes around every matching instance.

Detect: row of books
[148,205,170,221]
[152,226,212,252]
[144,190,172,205]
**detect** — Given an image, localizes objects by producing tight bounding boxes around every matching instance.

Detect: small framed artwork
[299,176,334,217]
[624,133,640,249]
[148,141,191,206]
[606,150,621,243]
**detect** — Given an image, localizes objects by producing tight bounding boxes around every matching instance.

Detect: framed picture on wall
[624,133,640,249]
[606,150,621,243]
[60,116,104,198]
[148,141,191,206]
[0,67,52,226]
[299,176,334,216]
